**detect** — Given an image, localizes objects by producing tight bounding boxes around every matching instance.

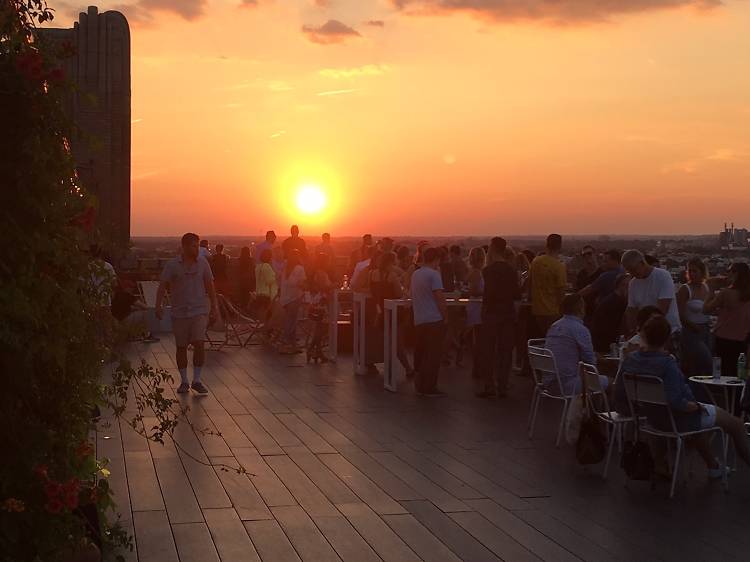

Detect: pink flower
[44,481,62,500]
[45,498,64,514]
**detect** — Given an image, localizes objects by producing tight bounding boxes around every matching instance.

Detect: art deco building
[40,6,131,250]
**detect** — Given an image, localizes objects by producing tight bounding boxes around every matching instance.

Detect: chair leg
[527,389,539,429]
[603,423,617,480]
[556,400,568,448]
[721,430,729,492]
[670,438,683,499]
[528,392,541,439]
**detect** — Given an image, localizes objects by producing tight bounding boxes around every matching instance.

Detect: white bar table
[328,288,349,362]
[383,297,480,392]
[352,292,369,375]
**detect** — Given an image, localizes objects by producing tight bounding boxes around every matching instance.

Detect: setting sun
[296,185,327,215]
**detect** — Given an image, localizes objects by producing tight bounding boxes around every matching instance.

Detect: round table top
[689,375,745,387]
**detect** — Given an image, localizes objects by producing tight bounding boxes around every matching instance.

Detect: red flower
[46,68,66,86]
[44,481,62,500]
[15,49,44,82]
[69,206,96,232]
[75,441,94,459]
[64,492,79,510]
[45,498,64,514]
[33,465,49,480]
[63,478,80,496]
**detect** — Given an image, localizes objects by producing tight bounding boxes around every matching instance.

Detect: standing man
[530,234,567,337]
[256,230,277,261]
[315,232,337,282]
[199,239,211,260]
[621,249,681,336]
[282,225,308,261]
[155,233,218,395]
[410,247,448,396]
[349,234,373,274]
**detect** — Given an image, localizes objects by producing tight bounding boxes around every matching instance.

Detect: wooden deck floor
[101,339,750,562]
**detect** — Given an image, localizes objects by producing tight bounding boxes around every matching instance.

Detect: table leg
[384,305,403,392]
[328,290,339,362]
[353,295,367,375]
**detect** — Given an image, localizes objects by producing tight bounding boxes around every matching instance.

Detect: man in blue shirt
[579,249,624,306]
[411,247,448,396]
[545,293,607,395]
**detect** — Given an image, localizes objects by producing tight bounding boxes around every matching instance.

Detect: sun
[296,184,327,215]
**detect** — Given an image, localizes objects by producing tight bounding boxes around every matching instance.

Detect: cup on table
[712,357,722,380]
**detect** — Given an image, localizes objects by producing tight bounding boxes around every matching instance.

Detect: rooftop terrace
[102,340,750,561]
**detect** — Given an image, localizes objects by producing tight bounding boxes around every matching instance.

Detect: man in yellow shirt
[530,234,567,336]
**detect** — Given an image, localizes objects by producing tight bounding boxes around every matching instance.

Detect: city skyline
[48,0,750,236]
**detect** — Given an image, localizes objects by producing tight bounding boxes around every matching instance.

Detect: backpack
[575,373,606,465]
[620,373,654,480]
[576,408,606,465]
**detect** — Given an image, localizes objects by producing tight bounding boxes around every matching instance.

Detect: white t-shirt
[628,267,681,332]
[351,259,371,290]
[410,266,444,326]
[199,247,211,260]
[280,264,306,306]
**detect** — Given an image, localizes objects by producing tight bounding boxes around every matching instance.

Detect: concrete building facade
[41,6,131,251]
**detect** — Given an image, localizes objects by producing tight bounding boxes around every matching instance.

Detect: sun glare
[296,185,327,215]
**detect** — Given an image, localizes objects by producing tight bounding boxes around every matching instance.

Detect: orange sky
[50,0,750,236]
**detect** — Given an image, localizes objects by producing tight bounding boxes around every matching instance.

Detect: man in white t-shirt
[410,247,448,396]
[622,249,681,335]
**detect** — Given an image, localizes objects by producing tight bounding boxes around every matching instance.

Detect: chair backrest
[579,362,612,415]
[622,373,677,433]
[527,343,557,386]
[138,280,160,308]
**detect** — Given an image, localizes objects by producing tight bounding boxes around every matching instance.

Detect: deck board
[104,339,750,561]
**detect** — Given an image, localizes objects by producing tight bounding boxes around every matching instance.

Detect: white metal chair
[527,340,578,447]
[580,362,639,479]
[216,294,262,349]
[623,373,728,498]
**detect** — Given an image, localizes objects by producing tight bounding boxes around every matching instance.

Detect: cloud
[365,19,385,27]
[316,88,358,96]
[319,64,391,79]
[139,0,206,20]
[390,0,722,25]
[302,19,361,44]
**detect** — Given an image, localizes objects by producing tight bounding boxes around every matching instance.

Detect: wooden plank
[277,413,337,454]
[466,499,580,562]
[337,447,423,501]
[417,445,530,511]
[124,451,164,512]
[152,456,204,524]
[391,443,485,500]
[318,453,408,515]
[244,519,302,562]
[172,522,221,562]
[203,508,261,562]
[206,412,255,449]
[337,502,420,562]
[265,454,340,517]
[186,413,234,458]
[449,510,540,561]
[403,500,500,562]
[272,505,342,562]
[371,452,470,512]
[250,410,303,448]
[284,447,361,505]
[314,516,381,562]
[292,409,355,448]
[319,413,388,452]
[383,513,463,562]
[233,414,284,456]
[179,452,232,509]
[247,387,290,413]
[210,456,274,520]
[232,449,297,508]
[133,510,178,562]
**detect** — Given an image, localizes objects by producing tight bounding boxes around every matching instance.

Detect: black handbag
[620,374,654,480]
[576,372,606,465]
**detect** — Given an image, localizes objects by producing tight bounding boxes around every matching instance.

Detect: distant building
[39,6,131,252]
[720,222,749,250]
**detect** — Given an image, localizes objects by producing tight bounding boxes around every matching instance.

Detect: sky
[48,0,750,237]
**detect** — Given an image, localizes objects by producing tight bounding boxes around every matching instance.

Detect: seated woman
[620,315,750,477]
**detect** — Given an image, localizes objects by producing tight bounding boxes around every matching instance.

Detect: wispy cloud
[131,118,143,124]
[365,20,385,27]
[302,20,361,45]
[319,64,391,79]
[316,88,358,96]
[661,147,748,174]
[391,0,723,25]
[270,130,287,139]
